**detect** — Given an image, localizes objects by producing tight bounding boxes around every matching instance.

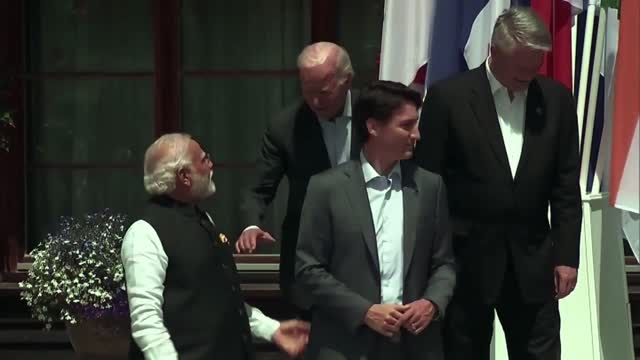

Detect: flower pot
[66,317,131,359]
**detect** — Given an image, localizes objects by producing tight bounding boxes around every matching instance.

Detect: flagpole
[571,16,577,90]
[576,3,597,149]
[580,6,607,195]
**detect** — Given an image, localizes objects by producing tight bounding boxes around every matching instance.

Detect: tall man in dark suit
[296,81,456,360]
[414,7,582,360]
[236,42,362,314]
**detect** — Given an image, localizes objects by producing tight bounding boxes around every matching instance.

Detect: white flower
[19,211,129,328]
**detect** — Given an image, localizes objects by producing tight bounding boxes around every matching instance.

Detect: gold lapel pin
[218,233,229,244]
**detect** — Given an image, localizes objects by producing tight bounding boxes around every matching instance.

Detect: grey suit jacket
[295,160,456,360]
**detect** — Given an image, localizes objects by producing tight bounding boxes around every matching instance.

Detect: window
[0,0,384,268]
[181,0,310,248]
[336,0,384,88]
[26,0,155,247]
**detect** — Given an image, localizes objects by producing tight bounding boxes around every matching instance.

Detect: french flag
[426,0,510,87]
[378,0,436,96]
[379,0,580,92]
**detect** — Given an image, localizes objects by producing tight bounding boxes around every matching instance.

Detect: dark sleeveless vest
[129,195,254,360]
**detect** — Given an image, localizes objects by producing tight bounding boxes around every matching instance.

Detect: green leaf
[601,0,620,10]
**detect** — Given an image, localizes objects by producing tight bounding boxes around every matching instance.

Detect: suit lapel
[401,162,418,279]
[300,104,331,169]
[514,79,545,182]
[302,92,360,167]
[469,66,511,175]
[349,90,362,160]
[343,162,380,272]
[193,206,223,246]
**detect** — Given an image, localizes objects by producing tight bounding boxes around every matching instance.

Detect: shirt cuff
[259,316,281,342]
[246,303,280,341]
[142,338,178,360]
[242,225,260,233]
[425,298,441,320]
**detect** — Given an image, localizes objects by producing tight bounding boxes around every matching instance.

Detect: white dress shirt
[318,90,352,167]
[361,152,404,304]
[122,218,280,360]
[486,59,527,178]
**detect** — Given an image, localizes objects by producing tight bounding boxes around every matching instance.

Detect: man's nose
[412,126,421,140]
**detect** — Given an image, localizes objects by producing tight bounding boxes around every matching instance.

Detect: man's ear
[366,118,378,138]
[344,73,353,89]
[489,44,497,58]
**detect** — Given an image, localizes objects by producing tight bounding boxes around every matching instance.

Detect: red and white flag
[378,0,436,95]
[610,0,639,214]
[610,0,640,259]
[530,0,574,90]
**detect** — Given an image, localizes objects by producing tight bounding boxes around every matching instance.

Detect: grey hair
[297,42,355,81]
[491,7,552,52]
[143,133,192,195]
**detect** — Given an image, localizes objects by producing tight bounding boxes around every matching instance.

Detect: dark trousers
[368,334,410,360]
[281,280,313,321]
[444,262,561,360]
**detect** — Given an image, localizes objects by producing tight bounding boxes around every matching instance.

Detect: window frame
[0,0,338,272]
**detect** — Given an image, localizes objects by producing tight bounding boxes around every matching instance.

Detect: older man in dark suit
[414,7,582,360]
[236,42,362,316]
[296,81,456,360]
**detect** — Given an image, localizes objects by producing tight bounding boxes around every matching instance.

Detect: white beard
[192,171,216,198]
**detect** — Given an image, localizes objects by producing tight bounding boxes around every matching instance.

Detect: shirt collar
[485,57,504,96]
[342,90,352,118]
[360,151,401,184]
[151,195,200,218]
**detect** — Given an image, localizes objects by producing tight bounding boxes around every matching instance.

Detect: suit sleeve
[550,90,582,268]
[241,117,287,228]
[414,85,450,175]
[295,175,373,334]
[422,176,456,318]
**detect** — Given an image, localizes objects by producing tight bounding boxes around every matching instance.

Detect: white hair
[297,42,354,80]
[491,6,552,52]
[143,133,192,195]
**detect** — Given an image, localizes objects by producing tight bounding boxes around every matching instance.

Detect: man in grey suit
[295,81,456,360]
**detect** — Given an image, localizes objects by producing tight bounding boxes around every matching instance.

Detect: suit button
[242,334,250,343]
[238,307,244,315]
[222,264,229,270]
[231,285,237,292]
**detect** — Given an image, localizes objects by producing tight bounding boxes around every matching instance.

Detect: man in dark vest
[122,133,310,360]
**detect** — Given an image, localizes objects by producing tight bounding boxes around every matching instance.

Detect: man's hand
[235,227,276,253]
[400,299,437,335]
[555,265,578,299]
[364,304,409,338]
[272,320,310,358]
